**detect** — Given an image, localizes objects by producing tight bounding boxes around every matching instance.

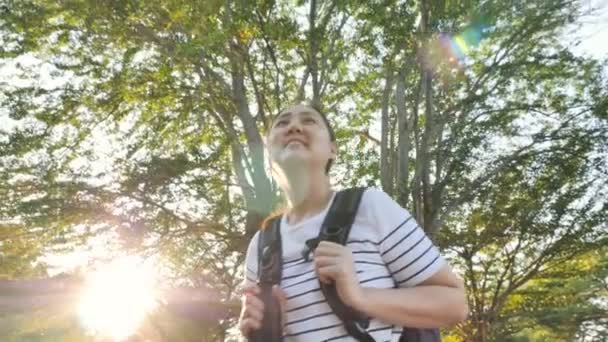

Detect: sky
[567,0,608,60]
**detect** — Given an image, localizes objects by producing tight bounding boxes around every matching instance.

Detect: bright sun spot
[78,256,158,341]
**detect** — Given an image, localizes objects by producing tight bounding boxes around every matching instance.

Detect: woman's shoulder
[352,187,415,236]
[335,186,391,202]
[245,230,261,260]
[329,187,401,215]
[358,187,403,213]
[361,186,390,200]
[329,187,403,225]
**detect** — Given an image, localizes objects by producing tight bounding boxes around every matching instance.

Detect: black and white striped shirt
[244,188,445,342]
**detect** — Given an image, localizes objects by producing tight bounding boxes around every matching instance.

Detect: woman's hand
[238,283,287,339]
[313,241,363,308]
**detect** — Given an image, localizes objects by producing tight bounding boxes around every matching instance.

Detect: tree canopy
[1,0,607,341]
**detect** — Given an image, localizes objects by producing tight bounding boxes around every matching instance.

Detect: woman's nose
[286,120,302,133]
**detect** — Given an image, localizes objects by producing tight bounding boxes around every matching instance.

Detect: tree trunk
[380,66,395,195]
[421,70,434,233]
[309,0,320,104]
[204,18,274,235]
[395,62,411,207]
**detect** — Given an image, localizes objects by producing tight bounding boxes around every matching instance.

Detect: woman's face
[267,104,336,175]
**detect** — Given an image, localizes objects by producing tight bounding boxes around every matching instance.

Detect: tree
[1,0,353,338]
[341,1,608,338]
[495,248,608,341]
[1,0,606,340]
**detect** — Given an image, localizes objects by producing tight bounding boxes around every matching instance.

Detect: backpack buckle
[260,245,280,283]
[301,225,346,262]
[302,238,320,262]
[320,225,345,241]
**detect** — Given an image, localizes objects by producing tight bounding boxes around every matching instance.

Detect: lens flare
[78,256,158,341]
[424,19,490,84]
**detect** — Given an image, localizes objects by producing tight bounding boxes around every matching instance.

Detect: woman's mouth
[285,139,307,148]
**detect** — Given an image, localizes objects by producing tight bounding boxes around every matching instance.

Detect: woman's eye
[304,118,316,124]
[275,120,288,126]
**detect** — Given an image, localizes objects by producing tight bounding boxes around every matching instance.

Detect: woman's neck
[282,169,333,225]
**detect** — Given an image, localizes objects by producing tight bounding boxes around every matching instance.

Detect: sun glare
[78,256,158,341]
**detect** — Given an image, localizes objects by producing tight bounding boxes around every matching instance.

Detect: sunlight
[77,256,158,341]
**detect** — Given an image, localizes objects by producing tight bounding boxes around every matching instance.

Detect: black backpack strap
[251,216,284,342]
[399,327,441,342]
[257,216,283,285]
[302,188,367,259]
[307,187,375,342]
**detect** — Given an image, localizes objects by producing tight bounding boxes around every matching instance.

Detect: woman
[239,103,468,341]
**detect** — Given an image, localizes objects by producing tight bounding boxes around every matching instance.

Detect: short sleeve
[243,231,260,286]
[365,188,445,287]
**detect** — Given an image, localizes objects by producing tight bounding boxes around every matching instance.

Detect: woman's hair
[261,207,285,230]
[269,101,336,174]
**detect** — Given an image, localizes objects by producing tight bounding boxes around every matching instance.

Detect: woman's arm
[314,188,468,328]
[352,264,468,328]
[314,241,468,328]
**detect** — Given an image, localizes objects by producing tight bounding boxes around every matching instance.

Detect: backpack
[256,187,441,342]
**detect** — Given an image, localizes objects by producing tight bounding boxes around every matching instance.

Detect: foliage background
[1,0,607,341]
